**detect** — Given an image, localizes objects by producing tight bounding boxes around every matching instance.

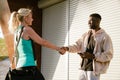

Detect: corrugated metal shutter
[69,0,120,80]
[42,1,68,80]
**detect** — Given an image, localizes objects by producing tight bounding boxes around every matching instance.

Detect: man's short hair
[90,13,102,20]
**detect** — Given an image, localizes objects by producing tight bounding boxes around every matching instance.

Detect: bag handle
[11,26,24,67]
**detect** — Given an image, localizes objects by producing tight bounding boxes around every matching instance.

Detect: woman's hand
[58,47,68,55]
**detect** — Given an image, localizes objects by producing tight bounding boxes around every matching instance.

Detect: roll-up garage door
[42,1,68,80]
[69,0,120,80]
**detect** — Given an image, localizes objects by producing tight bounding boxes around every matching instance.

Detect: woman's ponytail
[8,11,19,33]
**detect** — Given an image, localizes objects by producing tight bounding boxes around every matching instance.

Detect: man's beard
[90,25,96,29]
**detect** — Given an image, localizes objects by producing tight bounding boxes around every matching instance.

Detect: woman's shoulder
[24,26,33,32]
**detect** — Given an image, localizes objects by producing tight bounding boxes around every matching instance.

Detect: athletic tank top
[16,26,36,68]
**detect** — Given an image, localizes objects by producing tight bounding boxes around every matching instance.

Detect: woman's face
[24,13,33,26]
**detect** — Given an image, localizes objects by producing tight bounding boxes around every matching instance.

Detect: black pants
[5,66,45,80]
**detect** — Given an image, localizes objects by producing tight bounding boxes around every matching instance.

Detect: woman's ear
[23,16,26,20]
[23,16,28,23]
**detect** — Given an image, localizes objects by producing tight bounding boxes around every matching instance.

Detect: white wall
[42,1,68,80]
[42,0,120,80]
[69,0,120,80]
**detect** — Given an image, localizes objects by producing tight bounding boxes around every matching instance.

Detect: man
[60,13,113,80]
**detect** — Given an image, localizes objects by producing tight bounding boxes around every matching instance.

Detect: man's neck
[94,27,101,32]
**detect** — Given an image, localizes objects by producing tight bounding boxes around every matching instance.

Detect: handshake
[58,47,69,55]
[58,47,95,59]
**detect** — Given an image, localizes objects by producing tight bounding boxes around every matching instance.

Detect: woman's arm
[25,27,61,51]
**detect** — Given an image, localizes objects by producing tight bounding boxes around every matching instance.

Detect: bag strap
[15,26,24,52]
[11,26,24,66]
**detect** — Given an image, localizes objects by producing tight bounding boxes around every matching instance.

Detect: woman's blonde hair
[9,8,31,33]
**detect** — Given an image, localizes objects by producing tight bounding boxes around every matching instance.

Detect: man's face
[88,16,99,29]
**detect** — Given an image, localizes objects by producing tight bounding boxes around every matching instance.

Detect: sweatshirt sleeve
[68,33,87,53]
[68,39,82,53]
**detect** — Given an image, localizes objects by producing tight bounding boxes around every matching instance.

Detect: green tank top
[16,26,36,68]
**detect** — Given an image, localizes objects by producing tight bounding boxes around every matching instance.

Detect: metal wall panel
[42,0,120,80]
[69,0,120,80]
[42,1,68,80]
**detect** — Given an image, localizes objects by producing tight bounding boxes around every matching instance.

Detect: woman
[8,8,64,80]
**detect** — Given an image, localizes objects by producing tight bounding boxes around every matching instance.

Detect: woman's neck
[19,22,28,27]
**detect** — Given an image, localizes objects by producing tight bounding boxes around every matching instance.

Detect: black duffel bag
[5,66,45,80]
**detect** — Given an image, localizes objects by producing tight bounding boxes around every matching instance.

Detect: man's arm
[59,33,87,55]
[59,39,82,55]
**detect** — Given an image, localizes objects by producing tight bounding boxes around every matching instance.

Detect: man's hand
[78,53,85,58]
[78,52,95,59]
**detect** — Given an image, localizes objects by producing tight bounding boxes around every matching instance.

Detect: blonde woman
[8,8,65,80]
